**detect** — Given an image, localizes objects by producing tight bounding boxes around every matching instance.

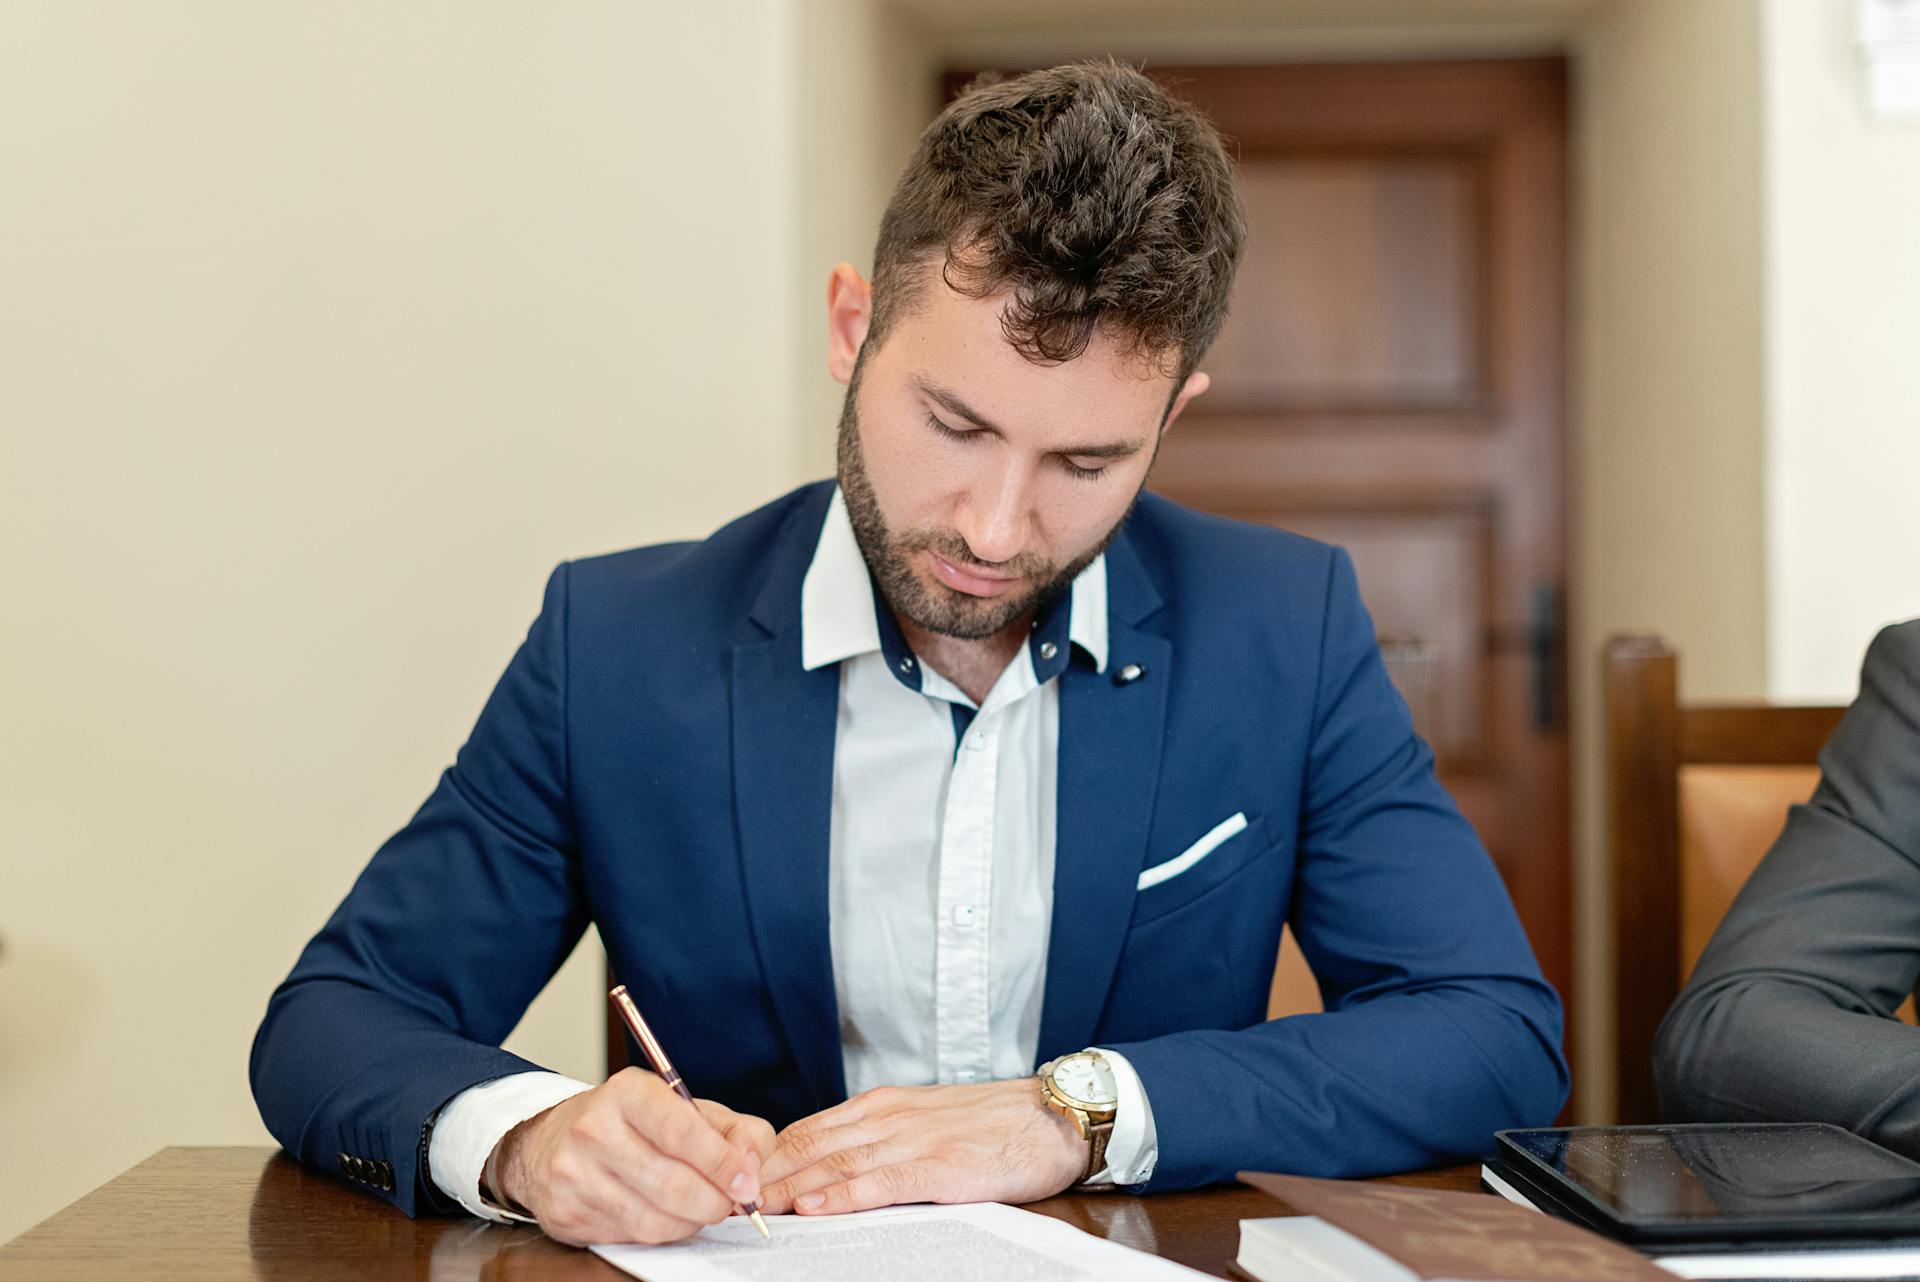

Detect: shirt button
[951,904,977,927]
[964,733,988,751]
[1038,641,1059,661]
[897,655,915,675]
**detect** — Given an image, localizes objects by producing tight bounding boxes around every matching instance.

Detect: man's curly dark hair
[867,60,1246,384]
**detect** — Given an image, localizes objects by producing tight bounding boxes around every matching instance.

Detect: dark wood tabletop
[0,1147,1480,1280]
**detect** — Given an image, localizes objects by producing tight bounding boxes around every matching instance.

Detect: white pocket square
[1136,812,1248,891]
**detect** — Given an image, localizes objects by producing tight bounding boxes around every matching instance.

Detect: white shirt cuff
[427,1070,593,1222]
[1087,1047,1157,1187]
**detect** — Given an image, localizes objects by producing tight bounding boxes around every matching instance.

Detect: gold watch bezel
[1042,1052,1119,1119]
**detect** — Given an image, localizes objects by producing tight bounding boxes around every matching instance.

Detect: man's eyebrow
[1057,438,1146,460]
[914,376,1005,434]
[912,374,1148,460]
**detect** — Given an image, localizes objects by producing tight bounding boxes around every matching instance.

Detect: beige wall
[1571,0,1772,693]
[1763,0,1920,701]
[793,1,940,475]
[0,0,810,1241]
[1567,0,1769,1120]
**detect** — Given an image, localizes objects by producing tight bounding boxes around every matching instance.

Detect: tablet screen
[1503,1125,1920,1228]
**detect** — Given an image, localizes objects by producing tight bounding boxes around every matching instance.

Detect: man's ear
[1160,370,1211,436]
[826,263,872,385]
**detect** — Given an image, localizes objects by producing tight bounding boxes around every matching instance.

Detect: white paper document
[591,1201,1210,1282]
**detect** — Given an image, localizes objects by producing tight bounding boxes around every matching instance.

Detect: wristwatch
[1038,1050,1119,1184]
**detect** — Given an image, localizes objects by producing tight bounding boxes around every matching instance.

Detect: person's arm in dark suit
[249,565,588,1216]
[1655,619,1920,1155]
[1110,549,1570,1190]
[252,561,778,1238]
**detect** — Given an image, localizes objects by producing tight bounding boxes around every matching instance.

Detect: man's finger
[610,1189,706,1246]
[542,1168,686,1247]
[609,1136,737,1227]
[762,1118,872,1187]
[789,1083,902,1134]
[765,1084,917,1182]
[792,1162,928,1216]
[696,1099,777,1164]
[616,1077,761,1207]
[761,1139,892,1212]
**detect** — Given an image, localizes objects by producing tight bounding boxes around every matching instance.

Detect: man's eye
[927,413,1105,480]
[927,414,976,442]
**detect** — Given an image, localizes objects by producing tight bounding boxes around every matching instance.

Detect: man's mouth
[926,551,1021,598]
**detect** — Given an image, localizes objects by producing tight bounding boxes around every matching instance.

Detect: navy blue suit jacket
[251,482,1567,1215]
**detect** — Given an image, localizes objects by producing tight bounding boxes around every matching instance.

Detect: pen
[609,984,772,1239]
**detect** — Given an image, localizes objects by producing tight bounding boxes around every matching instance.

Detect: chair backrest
[1269,928,1322,1019]
[1604,633,1846,1123]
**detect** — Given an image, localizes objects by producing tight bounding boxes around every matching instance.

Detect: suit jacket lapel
[1038,531,1172,1060]
[730,487,847,1109]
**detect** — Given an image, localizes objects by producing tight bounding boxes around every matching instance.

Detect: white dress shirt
[428,488,1158,1220]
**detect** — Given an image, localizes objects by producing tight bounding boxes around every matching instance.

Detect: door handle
[1528,580,1563,732]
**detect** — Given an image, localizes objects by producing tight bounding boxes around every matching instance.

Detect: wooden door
[939,60,1571,1074]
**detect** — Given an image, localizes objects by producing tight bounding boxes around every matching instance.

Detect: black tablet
[1492,1124,1920,1246]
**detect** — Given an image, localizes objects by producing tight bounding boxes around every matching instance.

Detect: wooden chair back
[1269,930,1322,1019]
[1604,633,1845,1123]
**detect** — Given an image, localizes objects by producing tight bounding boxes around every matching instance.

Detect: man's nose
[955,464,1032,565]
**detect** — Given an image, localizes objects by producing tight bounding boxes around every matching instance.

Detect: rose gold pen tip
[749,1208,771,1239]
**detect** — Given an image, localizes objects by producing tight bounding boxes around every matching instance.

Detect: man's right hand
[486,1066,776,1246]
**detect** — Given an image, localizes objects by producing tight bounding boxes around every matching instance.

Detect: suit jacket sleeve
[1655,619,1920,1154]
[249,563,589,1216]
[1107,548,1569,1189]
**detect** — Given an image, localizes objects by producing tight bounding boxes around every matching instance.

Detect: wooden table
[0,1147,1478,1279]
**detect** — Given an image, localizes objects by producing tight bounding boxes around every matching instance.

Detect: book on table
[1232,1169,1673,1282]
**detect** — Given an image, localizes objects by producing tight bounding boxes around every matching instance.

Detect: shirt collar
[799,486,1109,677]
[1066,538,1109,675]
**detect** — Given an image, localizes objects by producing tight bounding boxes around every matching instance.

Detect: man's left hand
[758,1080,1088,1215]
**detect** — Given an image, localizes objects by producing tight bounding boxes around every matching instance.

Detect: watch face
[1050,1051,1117,1110]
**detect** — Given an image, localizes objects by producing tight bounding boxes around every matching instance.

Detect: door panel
[1206,153,1484,410]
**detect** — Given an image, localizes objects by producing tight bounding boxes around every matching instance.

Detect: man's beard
[835,357,1137,642]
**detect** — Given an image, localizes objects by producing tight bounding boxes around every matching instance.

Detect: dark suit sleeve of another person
[250,565,587,1216]
[1108,550,1569,1189]
[1656,619,1920,1154]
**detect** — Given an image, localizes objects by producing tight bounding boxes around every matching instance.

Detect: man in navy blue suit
[252,61,1566,1247]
